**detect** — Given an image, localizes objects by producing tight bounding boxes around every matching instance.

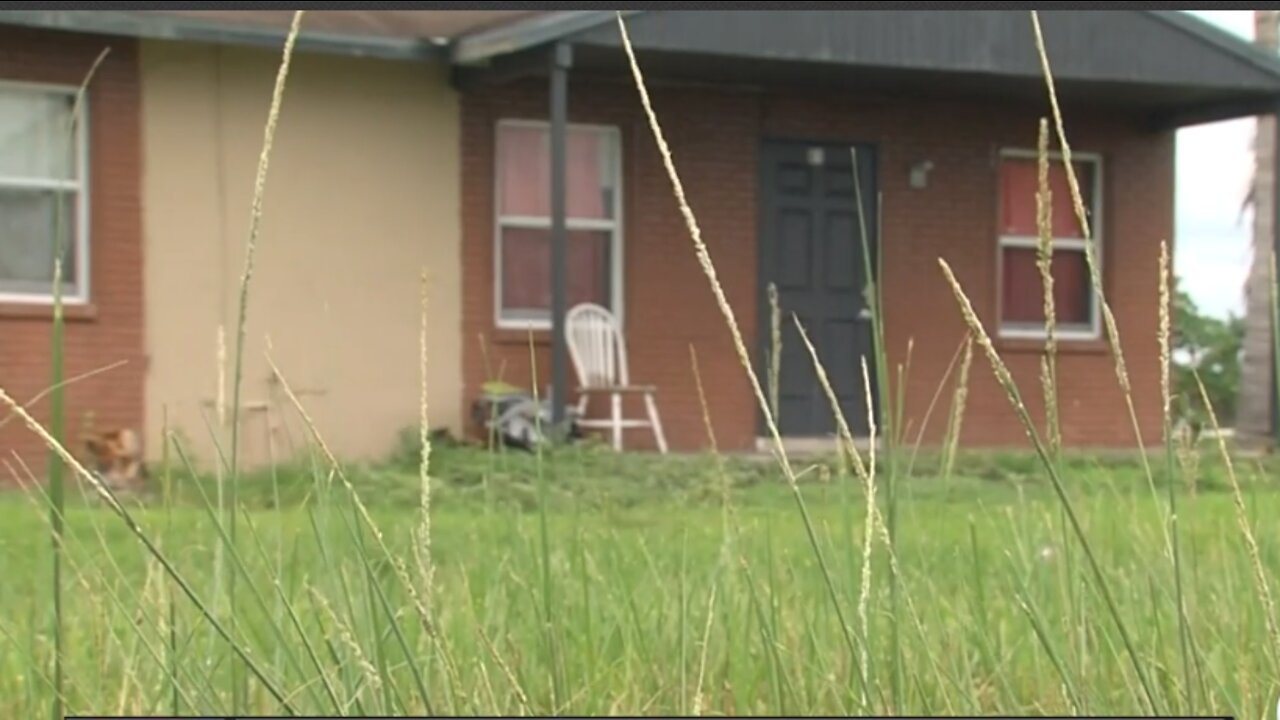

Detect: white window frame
[493,118,624,331]
[0,80,91,306]
[996,147,1103,341]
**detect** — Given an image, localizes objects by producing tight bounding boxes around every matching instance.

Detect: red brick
[460,78,1168,453]
[0,27,144,484]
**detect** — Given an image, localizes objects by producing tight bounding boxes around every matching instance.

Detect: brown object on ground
[83,427,149,492]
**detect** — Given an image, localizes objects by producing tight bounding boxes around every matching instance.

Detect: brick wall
[0,26,144,484]
[461,76,1171,453]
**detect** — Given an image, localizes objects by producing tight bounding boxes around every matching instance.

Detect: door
[757,139,880,439]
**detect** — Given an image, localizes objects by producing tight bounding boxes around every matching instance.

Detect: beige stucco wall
[140,40,462,470]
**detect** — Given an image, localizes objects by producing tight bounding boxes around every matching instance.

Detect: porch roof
[454,10,1280,131]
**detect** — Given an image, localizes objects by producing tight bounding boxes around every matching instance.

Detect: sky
[1175,10,1257,319]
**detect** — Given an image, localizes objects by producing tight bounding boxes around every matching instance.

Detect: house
[0,10,505,474]
[2,10,1280,478]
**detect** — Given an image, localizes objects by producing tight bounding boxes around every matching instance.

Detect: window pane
[497,123,617,221]
[0,87,77,181]
[500,226,611,320]
[498,124,549,217]
[1001,246,1092,327]
[1000,157,1095,239]
[0,187,79,295]
[567,128,616,220]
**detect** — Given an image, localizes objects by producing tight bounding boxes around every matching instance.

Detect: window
[494,119,622,329]
[997,150,1101,339]
[0,81,88,304]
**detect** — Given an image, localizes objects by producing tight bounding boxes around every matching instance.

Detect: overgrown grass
[1,447,1278,716]
[2,7,1279,719]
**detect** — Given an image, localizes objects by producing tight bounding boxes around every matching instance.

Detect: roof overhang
[4,9,1280,130]
[0,9,446,61]
[450,10,639,65]
[456,10,1280,131]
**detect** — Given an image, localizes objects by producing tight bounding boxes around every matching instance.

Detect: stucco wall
[140,41,462,469]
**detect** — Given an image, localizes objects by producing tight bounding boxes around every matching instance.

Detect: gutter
[0,10,445,62]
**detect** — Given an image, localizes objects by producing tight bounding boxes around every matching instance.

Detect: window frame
[995,147,1103,342]
[0,78,91,306]
[492,118,625,331]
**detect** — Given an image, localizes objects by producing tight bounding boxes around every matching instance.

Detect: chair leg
[644,392,668,454]
[611,392,623,452]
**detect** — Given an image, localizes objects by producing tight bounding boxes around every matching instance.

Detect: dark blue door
[757,139,880,439]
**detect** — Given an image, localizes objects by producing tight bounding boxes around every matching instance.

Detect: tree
[1173,280,1245,432]
[1235,10,1280,446]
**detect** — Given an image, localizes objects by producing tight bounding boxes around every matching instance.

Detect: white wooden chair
[564,302,668,453]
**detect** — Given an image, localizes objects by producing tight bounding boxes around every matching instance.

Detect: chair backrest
[565,303,629,390]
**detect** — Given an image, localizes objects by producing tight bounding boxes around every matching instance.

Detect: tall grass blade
[1158,240,1194,712]
[1033,117,1062,459]
[768,283,782,421]
[941,337,973,483]
[0,389,297,713]
[849,143,903,712]
[225,12,304,710]
[47,45,108,720]
[613,11,870,708]
[936,258,1160,713]
[524,332,565,710]
[1191,372,1280,669]
[416,268,436,614]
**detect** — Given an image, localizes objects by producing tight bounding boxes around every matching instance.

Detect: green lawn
[1,442,1277,717]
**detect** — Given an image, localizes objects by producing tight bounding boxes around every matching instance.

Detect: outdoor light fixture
[910,159,934,189]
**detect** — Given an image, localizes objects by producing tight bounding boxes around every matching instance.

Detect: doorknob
[857,308,873,321]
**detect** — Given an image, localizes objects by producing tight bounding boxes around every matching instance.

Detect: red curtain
[999,157,1094,239]
[567,130,609,220]
[496,123,615,316]
[998,156,1096,327]
[498,124,612,221]
[501,228,609,313]
[1001,246,1091,325]
[498,124,549,217]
